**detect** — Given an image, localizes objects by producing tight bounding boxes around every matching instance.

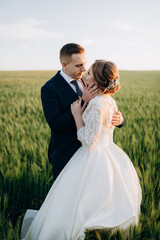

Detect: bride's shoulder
[104,95,118,111]
[106,95,116,104]
[86,95,102,111]
[88,94,113,109]
[97,94,117,109]
[99,94,115,105]
[88,94,103,105]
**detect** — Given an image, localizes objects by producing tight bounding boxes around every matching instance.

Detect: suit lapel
[54,71,78,102]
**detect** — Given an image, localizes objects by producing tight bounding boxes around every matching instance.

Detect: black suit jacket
[41,71,125,180]
[41,71,81,179]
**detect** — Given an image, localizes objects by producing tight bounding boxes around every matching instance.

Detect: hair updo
[92,60,120,94]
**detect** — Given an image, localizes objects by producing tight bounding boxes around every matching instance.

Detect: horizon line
[0,69,160,72]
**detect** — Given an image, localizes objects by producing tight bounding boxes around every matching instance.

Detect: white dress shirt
[60,69,84,93]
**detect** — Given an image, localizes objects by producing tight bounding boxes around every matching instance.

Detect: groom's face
[62,53,87,80]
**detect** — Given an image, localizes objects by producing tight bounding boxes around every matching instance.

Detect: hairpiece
[107,78,119,90]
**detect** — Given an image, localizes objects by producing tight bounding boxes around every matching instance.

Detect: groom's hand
[111,112,124,126]
[82,83,99,102]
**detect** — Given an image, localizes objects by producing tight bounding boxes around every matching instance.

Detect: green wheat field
[0,70,160,240]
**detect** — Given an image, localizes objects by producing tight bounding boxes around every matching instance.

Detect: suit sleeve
[41,85,76,133]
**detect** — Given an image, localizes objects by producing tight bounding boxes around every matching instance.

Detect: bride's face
[84,66,96,85]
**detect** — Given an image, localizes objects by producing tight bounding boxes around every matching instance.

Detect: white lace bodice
[77,94,118,147]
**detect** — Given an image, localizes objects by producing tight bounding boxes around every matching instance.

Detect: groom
[41,43,124,180]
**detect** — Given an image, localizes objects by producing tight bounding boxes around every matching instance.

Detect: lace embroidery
[77,95,117,147]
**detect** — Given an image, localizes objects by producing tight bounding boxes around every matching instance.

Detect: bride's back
[81,94,117,147]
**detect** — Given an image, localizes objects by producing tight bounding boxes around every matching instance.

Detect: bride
[21,60,142,240]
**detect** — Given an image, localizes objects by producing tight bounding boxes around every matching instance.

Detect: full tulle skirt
[22,142,142,240]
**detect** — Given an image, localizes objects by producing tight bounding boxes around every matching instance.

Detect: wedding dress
[21,94,142,240]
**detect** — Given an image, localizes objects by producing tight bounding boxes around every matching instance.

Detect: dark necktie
[71,80,82,97]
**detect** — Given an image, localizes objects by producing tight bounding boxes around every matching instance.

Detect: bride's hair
[92,60,120,94]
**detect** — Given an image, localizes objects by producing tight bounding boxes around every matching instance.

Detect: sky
[0,0,160,70]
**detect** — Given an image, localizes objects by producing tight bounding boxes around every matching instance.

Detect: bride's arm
[71,98,86,131]
[71,98,109,147]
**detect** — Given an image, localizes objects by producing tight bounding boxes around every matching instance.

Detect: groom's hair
[60,43,85,63]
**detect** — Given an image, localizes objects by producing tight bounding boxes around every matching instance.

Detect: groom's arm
[41,85,76,133]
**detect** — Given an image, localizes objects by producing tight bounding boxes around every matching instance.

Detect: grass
[0,70,160,239]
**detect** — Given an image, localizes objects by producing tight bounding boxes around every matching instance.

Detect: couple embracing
[21,43,142,240]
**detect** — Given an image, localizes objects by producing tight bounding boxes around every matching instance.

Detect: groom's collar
[60,69,73,84]
[59,69,85,89]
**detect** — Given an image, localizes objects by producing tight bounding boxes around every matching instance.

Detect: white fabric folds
[22,95,142,240]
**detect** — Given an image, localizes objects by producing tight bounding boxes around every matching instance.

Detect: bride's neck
[98,91,110,97]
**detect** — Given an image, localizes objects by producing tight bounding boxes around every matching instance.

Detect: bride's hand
[82,83,99,102]
[71,98,87,117]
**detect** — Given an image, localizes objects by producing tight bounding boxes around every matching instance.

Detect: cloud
[23,45,30,49]
[0,11,9,16]
[112,21,160,40]
[0,18,64,41]
[113,22,136,32]
[81,39,96,46]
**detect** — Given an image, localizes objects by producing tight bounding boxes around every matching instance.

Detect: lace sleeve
[77,97,112,147]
